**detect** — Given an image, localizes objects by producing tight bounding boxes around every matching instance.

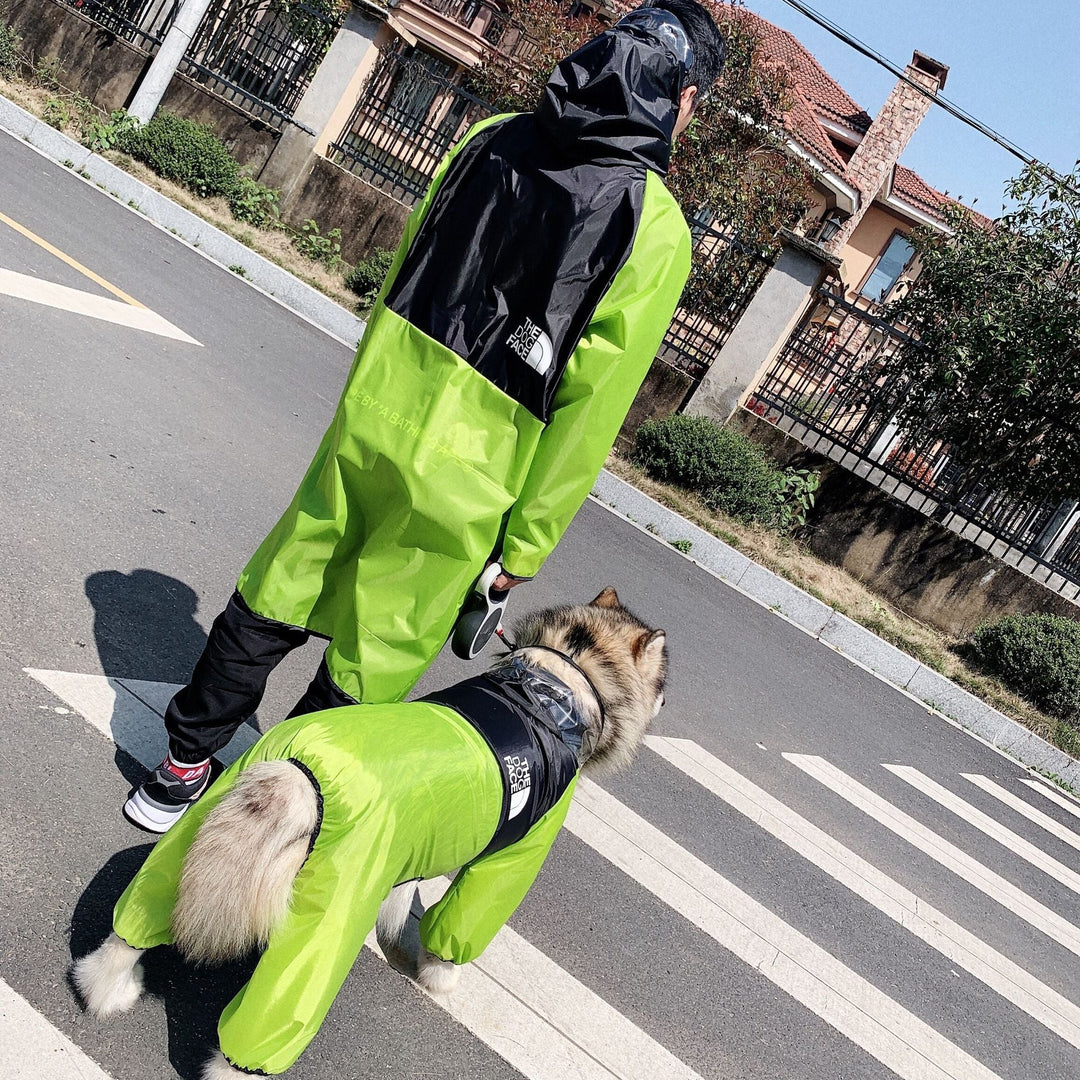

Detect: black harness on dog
[421,653,599,858]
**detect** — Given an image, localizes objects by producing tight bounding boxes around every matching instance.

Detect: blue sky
[745,0,1080,215]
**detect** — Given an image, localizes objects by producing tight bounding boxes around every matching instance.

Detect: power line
[774,0,1075,191]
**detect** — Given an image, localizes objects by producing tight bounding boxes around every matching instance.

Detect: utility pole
[127,0,215,123]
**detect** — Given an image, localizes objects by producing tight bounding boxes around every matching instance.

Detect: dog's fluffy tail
[172,760,319,964]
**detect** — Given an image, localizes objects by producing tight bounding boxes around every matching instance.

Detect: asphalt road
[2,129,1080,1080]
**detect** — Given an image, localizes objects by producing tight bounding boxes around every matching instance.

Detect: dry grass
[0,71,361,312]
[97,151,360,309]
[608,453,1079,761]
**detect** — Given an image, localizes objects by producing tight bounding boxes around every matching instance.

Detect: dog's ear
[590,587,622,609]
[634,628,667,659]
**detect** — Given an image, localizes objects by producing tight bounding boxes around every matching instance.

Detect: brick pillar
[684,232,840,425]
[825,52,948,254]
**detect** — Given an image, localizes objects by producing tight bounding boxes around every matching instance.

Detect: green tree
[886,162,1080,501]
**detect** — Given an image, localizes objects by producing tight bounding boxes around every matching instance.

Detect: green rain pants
[112,702,576,1074]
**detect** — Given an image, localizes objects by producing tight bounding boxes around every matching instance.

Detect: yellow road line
[0,210,146,308]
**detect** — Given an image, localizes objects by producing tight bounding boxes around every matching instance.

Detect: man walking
[125,0,726,832]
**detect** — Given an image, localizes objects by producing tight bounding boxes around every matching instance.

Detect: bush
[84,108,140,153]
[344,247,395,312]
[634,415,735,489]
[968,614,1080,722]
[292,218,342,268]
[634,415,792,528]
[122,113,239,200]
[700,437,786,528]
[229,175,281,229]
[0,22,21,79]
[42,95,70,130]
[774,467,821,532]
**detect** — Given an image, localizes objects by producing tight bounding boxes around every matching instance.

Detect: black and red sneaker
[123,757,213,833]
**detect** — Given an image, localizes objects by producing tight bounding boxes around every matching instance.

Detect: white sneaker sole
[122,787,195,833]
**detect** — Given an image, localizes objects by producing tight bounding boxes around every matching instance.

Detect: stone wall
[616,358,694,453]
[729,410,1080,637]
[9,2,146,112]
[11,2,280,169]
[159,75,280,174]
[11,1,406,263]
[283,156,411,264]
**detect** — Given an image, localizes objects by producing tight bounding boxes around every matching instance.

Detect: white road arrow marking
[0,268,201,345]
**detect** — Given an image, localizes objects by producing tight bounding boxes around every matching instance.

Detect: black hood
[536,23,684,174]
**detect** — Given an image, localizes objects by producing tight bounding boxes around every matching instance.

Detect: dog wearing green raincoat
[73,590,668,1077]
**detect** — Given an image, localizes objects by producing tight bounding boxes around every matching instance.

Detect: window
[860,232,913,301]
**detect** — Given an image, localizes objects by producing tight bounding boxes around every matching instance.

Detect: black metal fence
[655,218,775,384]
[328,40,492,203]
[65,0,175,52]
[747,281,1080,595]
[183,0,342,128]
[63,0,342,129]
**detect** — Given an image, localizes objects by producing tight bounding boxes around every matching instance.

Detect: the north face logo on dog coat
[420,657,583,858]
[504,754,532,819]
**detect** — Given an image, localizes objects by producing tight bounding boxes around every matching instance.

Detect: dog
[72,588,667,1078]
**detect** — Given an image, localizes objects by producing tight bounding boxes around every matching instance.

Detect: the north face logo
[504,753,532,819]
[507,317,553,375]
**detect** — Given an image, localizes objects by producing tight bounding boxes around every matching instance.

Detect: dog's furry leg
[416,948,460,995]
[375,881,416,968]
[172,760,320,964]
[200,1050,248,1079]
[71,933,145,1017]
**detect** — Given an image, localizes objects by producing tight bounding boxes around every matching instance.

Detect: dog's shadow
[70,847,259,1080]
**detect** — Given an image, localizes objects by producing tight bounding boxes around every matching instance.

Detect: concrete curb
[591,471,1080,789]
[0,94,367,348]
[6,93,1077,790]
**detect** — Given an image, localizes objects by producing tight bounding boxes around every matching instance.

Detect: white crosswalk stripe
[884,764,1080,896]
[568,779,1004,1080]
[1020,777,1080,822]
[786,754,1080,957]
[648,737,1080,1051]
[964,774,1080,853]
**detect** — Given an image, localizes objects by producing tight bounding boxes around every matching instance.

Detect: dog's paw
[71,933,144,1018]
[201,1049,249,1079]
[415,949,460,995]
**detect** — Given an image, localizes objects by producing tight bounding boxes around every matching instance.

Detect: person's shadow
[85,569,208,685]
[83,570,209,786]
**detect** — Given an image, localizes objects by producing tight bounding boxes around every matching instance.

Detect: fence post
[258,1,388,202]
[128,0,216,123]
[684,232,839,425]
